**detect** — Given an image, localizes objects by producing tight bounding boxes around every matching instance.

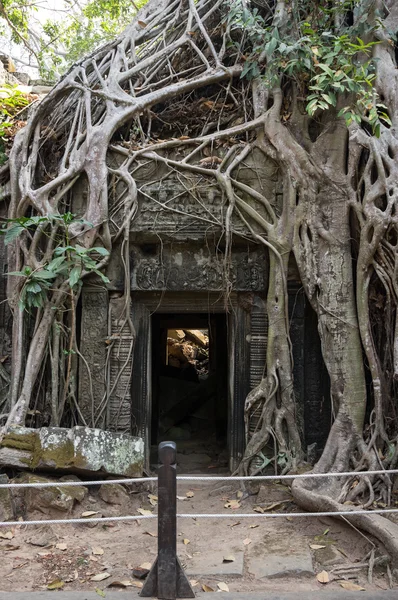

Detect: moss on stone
[1,431,37,453]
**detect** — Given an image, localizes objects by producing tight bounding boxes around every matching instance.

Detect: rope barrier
[177,468,398,482]
[0,468,396,489]
[0,514,156,527]
[0,476,157,489]
[177,508,398,518]
[0,507,398,528]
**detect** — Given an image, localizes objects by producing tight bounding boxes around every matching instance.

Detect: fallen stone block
[16,473,86,513]
[99,483,129,505]
[0,426,144,478]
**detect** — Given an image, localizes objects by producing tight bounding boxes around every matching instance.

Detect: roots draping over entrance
[3,0,398,566]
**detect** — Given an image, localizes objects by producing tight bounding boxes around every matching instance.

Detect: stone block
[99,483,129,505]
[186,550,244,577]
[248,536,314,579]
[0,426,144,478]
[18,473,83,513]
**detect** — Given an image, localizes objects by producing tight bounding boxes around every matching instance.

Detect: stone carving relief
[131,245,267,292]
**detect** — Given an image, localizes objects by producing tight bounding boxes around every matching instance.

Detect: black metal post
[141,441,195,600]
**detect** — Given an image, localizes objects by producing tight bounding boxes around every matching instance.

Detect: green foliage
[0,0,149,80]
[228,0,392,136]
[1,213,110,312]
[0,84,30,165]
[0,0,31,44]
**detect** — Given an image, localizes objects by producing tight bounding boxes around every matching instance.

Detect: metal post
[141,441,195,600]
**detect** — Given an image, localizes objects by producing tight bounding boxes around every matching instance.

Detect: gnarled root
[292,476,398,569]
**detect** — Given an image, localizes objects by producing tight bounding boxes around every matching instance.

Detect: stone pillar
[108,296,135,433]
[78,288,108,428]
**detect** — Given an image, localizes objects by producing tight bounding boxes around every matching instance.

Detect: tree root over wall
[2,0,398,568]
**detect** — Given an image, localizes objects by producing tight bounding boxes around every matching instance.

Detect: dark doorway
[151,313,228,472]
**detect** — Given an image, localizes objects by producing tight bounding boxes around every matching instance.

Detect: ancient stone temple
[0,1,334,475]
[73,148,330,472]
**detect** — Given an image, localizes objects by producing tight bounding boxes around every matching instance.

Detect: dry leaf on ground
[148,494,158,506]
[202,584,214,592]
[249,524,259,529]
[243,538,251,546]
[95,589,106,598]
[143,531,157,537]
[190,580,199,586]
[183,539,190,545]
[82,511,99,518]
[47,580,65,590]
[237,491,243,499]
[340,582,365,591]
[186,491,195,498]
[138,508,153,516]
[131,581,144,589]
[177,496,187,501]
[225,500,241,509]
[253,506,264,513]
[0,531,14,540]
[92,547,104,555]
[218,582,230,592]
[56,543,67,551]
[310,544,326,550]
[90,572,111,582]
[140,562,152,570]
[316,570,330,584]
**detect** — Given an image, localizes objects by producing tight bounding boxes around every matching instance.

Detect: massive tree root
[3,0,398,566]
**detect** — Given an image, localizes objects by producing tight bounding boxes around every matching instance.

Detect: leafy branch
[227,0,392,136]
[1,213,110,311]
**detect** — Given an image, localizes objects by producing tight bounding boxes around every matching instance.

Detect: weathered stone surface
[26,525,57,547]
[99,483,129,505]
[79,289,108,429]
[19,474,77,513]
[0,426,144,477]
[186,550,244,577]
[249,552,314,579]
[59,475,88,502]
[0,474,15,521]
[248,536,314,579]
[31,85,53,94]
[313,544,345,566]
[130,244,268,292]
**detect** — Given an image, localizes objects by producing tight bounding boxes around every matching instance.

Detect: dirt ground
[0,474,397,595]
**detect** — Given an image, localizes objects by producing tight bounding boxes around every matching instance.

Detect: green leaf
[93,269,110,284]
[34,270,57,281]
[26,282,42,293]
[90,247,110,256]
[4,224,24,244]
[317,63,334,77]
[69,266,81,288]
[321,93,336,106]
[7,270,28,277]
[54,246,75,256]
[47,256,66,272]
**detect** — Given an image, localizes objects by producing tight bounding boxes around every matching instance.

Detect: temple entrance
[150,313,228,472]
